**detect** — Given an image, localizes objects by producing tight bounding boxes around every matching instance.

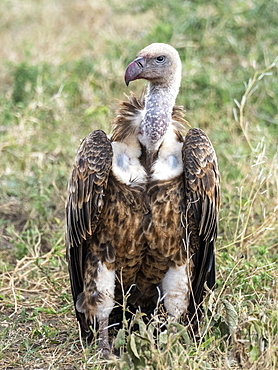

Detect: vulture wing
[183,128,220,317]
[66,130,113,339]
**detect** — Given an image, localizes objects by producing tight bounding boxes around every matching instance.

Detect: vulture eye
[155,56,166,64]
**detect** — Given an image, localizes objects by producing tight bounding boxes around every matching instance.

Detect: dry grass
[0,0,277,368]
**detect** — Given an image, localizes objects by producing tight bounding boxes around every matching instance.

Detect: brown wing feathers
[66,130,113,248]
[183,128,220,313]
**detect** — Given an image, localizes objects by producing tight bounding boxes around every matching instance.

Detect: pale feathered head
[125,43,182,87]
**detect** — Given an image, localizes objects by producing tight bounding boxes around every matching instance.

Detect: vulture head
[125,43,182,88]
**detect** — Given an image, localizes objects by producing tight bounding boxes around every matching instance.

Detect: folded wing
[66,130,113,339]
[183,128,220,318]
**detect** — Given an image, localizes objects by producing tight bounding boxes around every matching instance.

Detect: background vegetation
[0,0,277,368]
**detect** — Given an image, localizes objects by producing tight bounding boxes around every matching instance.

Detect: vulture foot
[96,344,111,360]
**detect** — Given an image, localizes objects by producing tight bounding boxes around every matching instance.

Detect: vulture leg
[94,262,115,357]
[76,258,115,357]
[162,264,191,320]
[97,317,110,358]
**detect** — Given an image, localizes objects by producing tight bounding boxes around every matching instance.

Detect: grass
[0,0,277,368]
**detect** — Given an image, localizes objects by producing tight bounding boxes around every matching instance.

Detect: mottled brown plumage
[66,43,220,357]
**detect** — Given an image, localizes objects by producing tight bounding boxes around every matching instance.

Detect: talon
[96,343,111,359]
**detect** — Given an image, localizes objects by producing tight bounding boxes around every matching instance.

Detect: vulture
[66,43,220,357]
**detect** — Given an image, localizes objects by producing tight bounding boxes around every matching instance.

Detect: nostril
[135,57,145,69]
[137,60,144,69]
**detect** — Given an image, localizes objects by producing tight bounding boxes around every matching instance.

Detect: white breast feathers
[111,140,147,185]
[151,126,183,181]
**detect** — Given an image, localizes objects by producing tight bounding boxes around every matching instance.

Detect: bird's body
[66,43,220,356]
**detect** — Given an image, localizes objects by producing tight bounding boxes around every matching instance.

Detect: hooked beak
[124,57,146,86]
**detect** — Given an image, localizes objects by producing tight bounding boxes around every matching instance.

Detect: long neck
[138,78,180,153]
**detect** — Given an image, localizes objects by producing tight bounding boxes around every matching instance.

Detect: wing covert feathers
[66,130,113,250]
